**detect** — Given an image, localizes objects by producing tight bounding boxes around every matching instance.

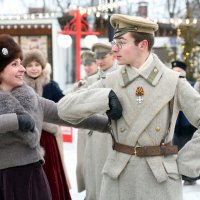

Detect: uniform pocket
[146,156,168,183]
[147,156,181,183]
[162,158,181,180]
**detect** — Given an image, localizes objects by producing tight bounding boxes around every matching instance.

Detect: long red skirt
[40,130,71,200]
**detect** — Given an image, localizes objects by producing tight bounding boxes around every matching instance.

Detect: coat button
[153,68,158,73]
[155,127,160,132]
[120,128,126,132]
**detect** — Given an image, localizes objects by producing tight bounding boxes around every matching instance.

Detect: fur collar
[0,84,37,114]
[11,84,38,111]
[0,90,25,114]
[0,84,40,148]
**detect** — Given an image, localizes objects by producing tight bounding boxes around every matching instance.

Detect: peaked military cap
[81,51,96,65]
[110,14,159,39]
[171,60,187,71]
[91,42,112,59]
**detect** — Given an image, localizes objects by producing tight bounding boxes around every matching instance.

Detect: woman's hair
[0,34,23,72]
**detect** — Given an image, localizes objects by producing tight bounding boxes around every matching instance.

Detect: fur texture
[0,84,40,148]
[22,49,46,69]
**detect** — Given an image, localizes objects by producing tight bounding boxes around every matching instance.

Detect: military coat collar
[119,54,164,87]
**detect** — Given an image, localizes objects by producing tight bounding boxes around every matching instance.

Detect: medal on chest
[135,86,144,104]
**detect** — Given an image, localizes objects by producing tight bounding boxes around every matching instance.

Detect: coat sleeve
[57,87,111,124]
[176,78,200,177]
[194,80,200,93]
[0,113,19,133]
[39,97,109,133]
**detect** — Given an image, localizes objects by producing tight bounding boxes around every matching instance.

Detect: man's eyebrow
[116,37,128,41]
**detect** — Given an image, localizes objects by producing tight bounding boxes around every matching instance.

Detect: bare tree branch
[167,0,177,18]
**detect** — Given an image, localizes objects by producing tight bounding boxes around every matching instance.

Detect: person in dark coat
[172,60,198,185]
[23,49,71,200]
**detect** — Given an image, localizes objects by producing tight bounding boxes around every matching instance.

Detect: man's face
[84,62,98,76]
[172,67,184,73]
[111,32,144,66]
[95,53,115,71]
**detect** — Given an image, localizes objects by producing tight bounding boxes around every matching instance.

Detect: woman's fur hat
[0,34,23,71]
[22,49,46,69]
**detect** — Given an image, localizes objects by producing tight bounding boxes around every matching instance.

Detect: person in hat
[71,50,97,196]
[171,60,187,76]
[89,42,117,81]
[58,14,200,200]
[171,60,198,185]
[0,34,119,200]
[72,50,98,90]
[75,43,118,200]
[23,49,71,200]
[81,50,98,77]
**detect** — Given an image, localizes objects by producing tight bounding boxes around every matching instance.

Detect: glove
[17,113,35,132]
[106,90,122,120]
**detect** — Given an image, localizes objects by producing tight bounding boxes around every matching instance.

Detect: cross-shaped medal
[136,96,144,104]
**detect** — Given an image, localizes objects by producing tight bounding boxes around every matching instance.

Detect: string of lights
[0,0,199,28]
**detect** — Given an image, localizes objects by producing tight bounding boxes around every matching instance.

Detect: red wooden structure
[59,9,99,80]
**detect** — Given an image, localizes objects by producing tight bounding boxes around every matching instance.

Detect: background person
[88,42,117,84]
[23,49,71,200]
[75,50,98,194]
[77,42,118,200]
[81,50,98,77]
[73,50,98,91]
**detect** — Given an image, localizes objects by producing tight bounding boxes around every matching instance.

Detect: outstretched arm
[58,88,111,124]
[40,97,110,133]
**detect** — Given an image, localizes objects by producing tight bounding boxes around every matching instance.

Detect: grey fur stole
[0,84,40,148]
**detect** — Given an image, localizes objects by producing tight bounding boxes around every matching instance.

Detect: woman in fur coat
[23,49,71,200]
[0,34,112,200]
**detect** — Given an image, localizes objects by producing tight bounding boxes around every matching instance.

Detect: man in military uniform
[73,51,98,90]
[87,42,117,84]
[74,50,98,195]
[78,42,118,200]
[58,14,200,200]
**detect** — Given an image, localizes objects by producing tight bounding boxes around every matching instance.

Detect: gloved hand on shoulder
[17,112,35,132]
[106,90,122,120]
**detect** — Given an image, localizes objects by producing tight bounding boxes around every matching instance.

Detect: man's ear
[139,40,148,49]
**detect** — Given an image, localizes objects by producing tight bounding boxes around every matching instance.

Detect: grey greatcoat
[58,54,200,200]
[76,64,118,200]
[0,84,109,170]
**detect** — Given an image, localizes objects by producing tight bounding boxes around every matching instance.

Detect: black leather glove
[17,113,35,132]
[106,90,122,120]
